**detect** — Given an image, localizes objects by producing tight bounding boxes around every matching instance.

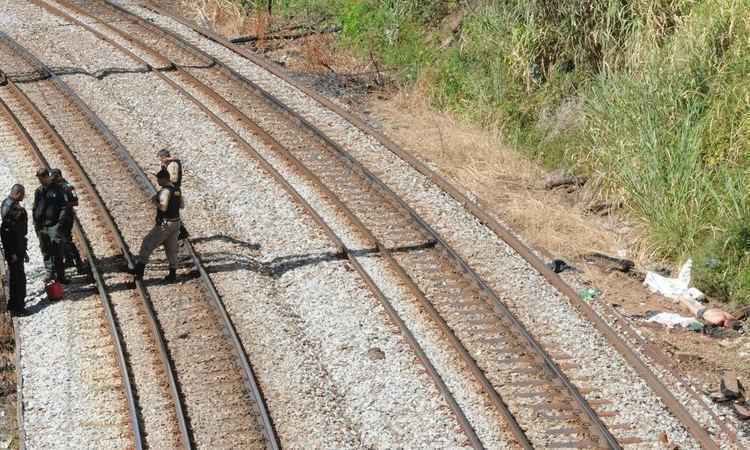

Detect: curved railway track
[0,92,143,449]
[0,32,279,450]
[1,0,730,447]
[142,6,740,449]
[28,0,660,447]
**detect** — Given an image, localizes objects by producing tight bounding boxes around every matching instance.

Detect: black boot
[131,262,145,280]
[162,268,177,283]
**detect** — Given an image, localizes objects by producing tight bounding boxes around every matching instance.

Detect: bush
[240,0,750,303]
[694,223,750,304]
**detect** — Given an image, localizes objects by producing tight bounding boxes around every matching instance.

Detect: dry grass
[370,84,631,264]
[179,0,253,37]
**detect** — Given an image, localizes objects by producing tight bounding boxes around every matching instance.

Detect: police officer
[32,167,69,283]
[158,148,188,242]
[1,184,30,316]
[132,168,183,283]
[50,169,85,273]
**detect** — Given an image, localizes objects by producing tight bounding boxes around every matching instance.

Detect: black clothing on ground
[1,196,28,312]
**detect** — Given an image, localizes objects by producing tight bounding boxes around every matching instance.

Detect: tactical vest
[155,186,181,225]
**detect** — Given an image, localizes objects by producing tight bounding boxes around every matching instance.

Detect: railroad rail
[137,3,732,448]
[0,79,143,448]
[19,2,485,446]
[5,0,729,447]
[0,32,279,450]
[37,0,642,446]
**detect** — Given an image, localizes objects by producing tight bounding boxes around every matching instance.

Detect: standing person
[1,184,30,316]
[32,168,69,284]
[50,169,85,274]
[158,148,189,242]
[131,168,183,283]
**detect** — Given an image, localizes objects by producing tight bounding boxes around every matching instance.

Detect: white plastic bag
[644,259,705,302]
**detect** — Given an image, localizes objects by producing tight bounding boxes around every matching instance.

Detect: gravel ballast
[114,2,737,447]
[0,103,133,450]
[4,0,740,447]
[2,2,478,447]
[114,2,748,442]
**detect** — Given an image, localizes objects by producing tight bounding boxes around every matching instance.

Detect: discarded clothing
[646,312,702,329]
[644,259,705,302]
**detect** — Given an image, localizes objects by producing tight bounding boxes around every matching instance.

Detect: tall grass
[231,0,750,303]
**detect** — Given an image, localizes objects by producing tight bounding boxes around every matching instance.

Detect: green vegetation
[253,0,750,304]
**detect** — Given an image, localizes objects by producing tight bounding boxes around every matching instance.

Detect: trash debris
[583,252,635,273]
[546,258,576,274]
[578,287,600,301]
[644,259,705,302]
[646,312,702,329]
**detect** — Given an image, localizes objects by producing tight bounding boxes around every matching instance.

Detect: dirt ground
[0,283,18,449]
[150,0,749,420]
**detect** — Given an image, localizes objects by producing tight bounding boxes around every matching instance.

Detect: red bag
[46,281,64,301]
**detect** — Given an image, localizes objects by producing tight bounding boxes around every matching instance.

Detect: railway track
[29,0,659,447]
[1,0,730,447]
[0,89,141,449]
[136,4,735,448]
[0,33,279,449]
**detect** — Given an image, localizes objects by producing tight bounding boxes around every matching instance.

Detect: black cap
[49,168,62,177]
[154,168,170,179]
[157,148,171,158]
[35,167,49,177]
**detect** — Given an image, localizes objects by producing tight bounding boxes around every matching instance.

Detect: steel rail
[53,4,526,442]
[139,4,726,449]
[0,92,144,450]
[85,1,620,446]
[0,32,195,450]
[35,1,485,446]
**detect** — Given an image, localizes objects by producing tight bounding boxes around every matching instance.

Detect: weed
[198,0,750,303]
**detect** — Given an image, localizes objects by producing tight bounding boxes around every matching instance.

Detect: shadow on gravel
[6,61,217,83]
[194,235,437,279]
[24,275,99,315]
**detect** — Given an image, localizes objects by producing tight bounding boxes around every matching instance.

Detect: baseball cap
[157,148,171,158]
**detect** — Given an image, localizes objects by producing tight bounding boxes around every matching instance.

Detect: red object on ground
[46,281,64,301]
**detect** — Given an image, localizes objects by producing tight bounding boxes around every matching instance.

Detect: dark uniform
[1,196,28,313]
[59,178,84,271]
[133,169,183,282]
[32,182,69,282]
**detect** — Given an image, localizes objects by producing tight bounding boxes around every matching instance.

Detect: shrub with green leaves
[235,0,750,303]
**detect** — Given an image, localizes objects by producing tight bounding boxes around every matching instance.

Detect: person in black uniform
[1,184,30,316]
[132,168,183,283]
[32,168,69,283]
[158,148,189,242]
[50,169,85,274]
